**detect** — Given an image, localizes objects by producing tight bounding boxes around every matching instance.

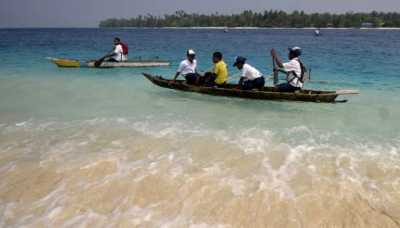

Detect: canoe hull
[143,73,342,103]
[51,58,170,68]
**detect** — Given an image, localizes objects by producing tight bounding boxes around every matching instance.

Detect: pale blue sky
[1,0,399,27]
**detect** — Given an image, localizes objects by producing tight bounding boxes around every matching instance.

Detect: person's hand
[94,59,103,67]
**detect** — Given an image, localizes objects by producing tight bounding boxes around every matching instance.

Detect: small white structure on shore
[361,22,374,28]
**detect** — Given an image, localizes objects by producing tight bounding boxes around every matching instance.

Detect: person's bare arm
[172,72,180,81]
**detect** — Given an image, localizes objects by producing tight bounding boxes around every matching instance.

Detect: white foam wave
[1,118,400,226]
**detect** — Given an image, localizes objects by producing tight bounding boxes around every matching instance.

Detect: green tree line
[99,10,400,28]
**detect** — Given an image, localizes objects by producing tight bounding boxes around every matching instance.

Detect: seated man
[95,37,128,66]
[171,49,198,84]
[233,56,265,90]
[203,52,229,87]
[270,47,305,92]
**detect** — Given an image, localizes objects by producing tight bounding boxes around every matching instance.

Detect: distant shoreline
[100,11,400,29]
[99,26,400,30]
[2,27,400,30]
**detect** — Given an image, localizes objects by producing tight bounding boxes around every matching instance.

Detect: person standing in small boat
[314,28,321,36]
[203,52,229,87]
[96,37,128,65]
[171,49,198,85]
[271,47,305,92]
[233,56,265,90]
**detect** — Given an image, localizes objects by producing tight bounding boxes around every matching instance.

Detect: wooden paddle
[266,75,339,85]
[272,56,279,86]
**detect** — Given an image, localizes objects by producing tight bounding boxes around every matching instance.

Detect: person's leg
[254,77,265,90]
[204,72,216,87]
[197,74,205,85]
[277,83,296,92]
[241,80,254,90]
[184,73,198,85]
[195,73,202,85]
[106,58,118,62]
[216,82,227,88]
[208,77,216,87]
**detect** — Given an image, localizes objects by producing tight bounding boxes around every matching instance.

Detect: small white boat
[50,58,170,68]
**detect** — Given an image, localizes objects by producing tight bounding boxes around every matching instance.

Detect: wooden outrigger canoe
[143,73,359,103]
[50,58,170,68]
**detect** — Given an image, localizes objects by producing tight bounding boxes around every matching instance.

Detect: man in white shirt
[110,39,128,62]
[171,49,198,85]
[233,56,265,90]
[271,47,305,92]
[95,37,128,67]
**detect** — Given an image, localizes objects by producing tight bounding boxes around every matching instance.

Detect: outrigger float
[49,58,170,68]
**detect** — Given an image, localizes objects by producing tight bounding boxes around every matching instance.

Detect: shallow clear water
[0,28,400,227]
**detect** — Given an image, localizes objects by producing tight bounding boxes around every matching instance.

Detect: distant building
[361,22,374,28]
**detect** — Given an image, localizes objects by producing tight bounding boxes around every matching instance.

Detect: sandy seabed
[0,121,399,227]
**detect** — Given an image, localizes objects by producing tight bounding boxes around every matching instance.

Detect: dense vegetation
[99,10,400,28]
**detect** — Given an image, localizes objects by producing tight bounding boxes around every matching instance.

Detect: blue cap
[233,56,247,67]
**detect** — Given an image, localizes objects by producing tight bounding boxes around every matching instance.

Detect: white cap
[187,49,196,55]
[288,46,302,56]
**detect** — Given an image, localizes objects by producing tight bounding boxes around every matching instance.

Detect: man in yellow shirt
[204,52,229,87]
[213,52,228,85]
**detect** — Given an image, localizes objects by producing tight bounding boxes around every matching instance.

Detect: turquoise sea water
[0,28,400,226]
[1,29,399,140]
